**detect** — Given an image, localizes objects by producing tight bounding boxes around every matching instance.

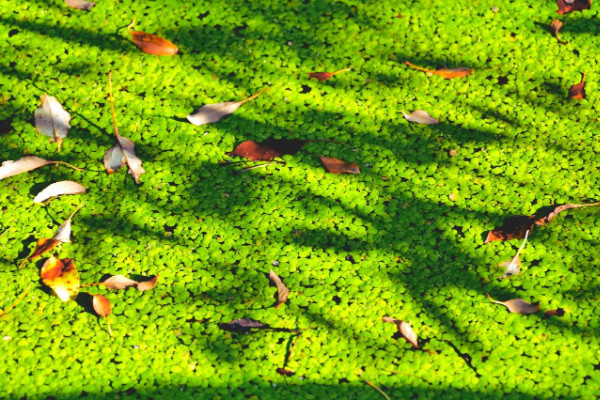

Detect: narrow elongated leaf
[130,31,178,55]
[0,156,50,180]
[486,293,540,314]
[307,68,351,81]
[40,257,80,302]
[404,61,472,79]
[34,94,71,151]
[187,87,269,126]
[228,138,308,161]
[382,316,419,348]
[64,0,95,10]
[534,202,600,225]
[402,110,439,124]
[568,72,586,100]
[550,20,567,44]
[269,270,290,308]
[104,134,145,184]
[557,0,591,14]
[318,156,360,174]
[33,181,86,203]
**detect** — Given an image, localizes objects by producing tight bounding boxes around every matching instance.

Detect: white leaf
[499,255,521,279]
[52,204,83,243]
[402,110,439,124]
[187,101,244,126]
[64,0,95,10]
[34,95,71,149]
[33,181,86,203]
[0,156,51,180]
[103,134,145,184]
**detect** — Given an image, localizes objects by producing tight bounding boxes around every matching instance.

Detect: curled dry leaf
[568,72,586,100]
[307,68,351,81]
[228,138,308,161]
[382,316,419,348]
[104,134,145,184]
[318,156,360,174]
[402,110,439,124]
[64,0,95,10]
[404,61,472,79]
[92,294,113,336]
[550,20,567,44]
[187,87,269,126]
[0,156,50,180]
[40,257,80,302]
[34,94,71,151]
[33,181,86,204]
[269,270,290,308]
[557,0,591,14]
[486,293,540,314]
[130,31,178,55]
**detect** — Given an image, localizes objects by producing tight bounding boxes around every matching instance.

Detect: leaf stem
[237,161,284,173]
[332,67,351,75]
[108,71,119,138]
[106,316,113,337]
[241,87,271,105]
[364,380,391,400]
[0,285,30,317]
[404,61,432,73]
[48,161,84,172]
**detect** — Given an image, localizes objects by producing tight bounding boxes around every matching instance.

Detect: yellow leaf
[40,257,80,302]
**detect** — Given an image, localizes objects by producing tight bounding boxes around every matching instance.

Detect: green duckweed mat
[1,0,600,399]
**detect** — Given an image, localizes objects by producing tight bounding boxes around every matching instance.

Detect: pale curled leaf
[33,181,86,203]
[269,270,290,308]
[0,156,51,180]
[486,293,540,314]
[101,275,139,290]
[187,87,269,126]
[52,204,84,243]
[382,316,419,348]
[103,134,145,184]
[402,110,439,124]
[34,94,71,149]
[64,0,95,10]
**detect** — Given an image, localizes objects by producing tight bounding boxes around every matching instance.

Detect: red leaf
[130,31,178,56]
[228,139,308,161]
[557,0,591,14]
[568,72,586,100]
[307,68,350,81]
[404,61,472,79]
[318,156,360,174]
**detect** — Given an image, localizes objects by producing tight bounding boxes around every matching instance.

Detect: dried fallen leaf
[0,156,50,180]
[101,275,138,290]
[34,94,71,151]
[92,294,113,336]
[228,138,308,161]
[404,61,472,79]
[130,31,178,55]
[402,110,439,124]
[269,270,290,308]
[535,202,600,225]
[136,274,159,291]
[307,68,351,81]
[318,155,360,174]
[544,308,566,318]
[557,0,591,14]
[486,293,540,314]
[276,367,295,377]
[568,72,586,100]
[550,19,567,44]
[219,318,269,333]
[382,316,419,348]
[33,181,86,204]
[40,257,80,302]
[498,230,529,279]
[187,87,269,126]
[64,0,95,10]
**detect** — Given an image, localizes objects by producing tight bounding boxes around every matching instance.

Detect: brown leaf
[402,110,439,124]
[319,156,360,174]
[130,31,178,55]
[557,0,591,14]
[228,138,308,161]
[544,308,566,318]
[486,293,540,314]
[404,61,472,79]
[136,274,159,291]
[307,68,351,81]
[276,367,295,376]
[534,202,600,226]
[33,181,86,203]
[101,275,139,290]
[187,87,269,126]
[28,238,60,261]
[64,0,95,10]
[0,156,51,180]
[41,257,80,302]
[550,20,567,44]
[484,215,535,243]
[269,270,290,308]
[568,72,586,100]
[382,316,419,348]
[92,294,111,317]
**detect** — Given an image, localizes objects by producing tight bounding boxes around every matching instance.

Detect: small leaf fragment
[92,294,113,336]
[130,31,178,55]
[544,308,566,318]
[64,0,95,10]
[269,270,290,308]
[40,257,80,302]
[550,19,567,44]
[402,110,439,124]
[307,68,351,81]
[568,72,586,100]
[486,293,540,314]
[0,156,51,180]
[228,138,308,161]
[557,0,591,14]
[319,156,360,174]
[404,61,472,79]
[382,316,419,348]
[103,134,145,184]
[34,94,71,151]
[136,274,159,291]
[187,88,269,126]
[33,181,86,203]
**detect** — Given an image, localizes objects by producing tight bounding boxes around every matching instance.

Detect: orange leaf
[29,238,60,260]
[318,156,360,174]
[568,72,586,100]
[40,257,80,302]
[228,139,308,161]
[307,68,351,81]
[404,61,472,79]
[130,31,178,56]
[136,274,159,291]
[93,294,111,317]
[557,0,591,14]
[550,20,567,44]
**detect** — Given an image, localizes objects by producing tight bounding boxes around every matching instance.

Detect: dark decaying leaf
[382,316,419,348]
[544,308,566,318]
[550,20,567,44]
[557,0,591,14]
[484,215,535,243]
[404,61,472,79]
[319,156,360,174]
[219,318,270,333]
[269,270,290,308]
[276,367,296,376]
[486,293,540,314]
[568,72,586,100]
[228,139,309,161]
[130,31,178,55]
[307,68,351,81]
